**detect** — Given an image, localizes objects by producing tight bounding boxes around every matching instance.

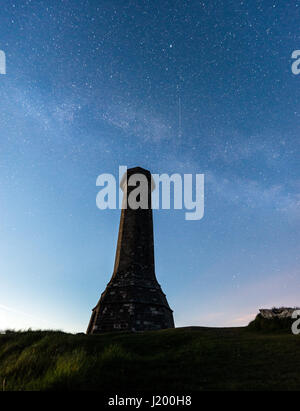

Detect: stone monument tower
[87,167,174,333]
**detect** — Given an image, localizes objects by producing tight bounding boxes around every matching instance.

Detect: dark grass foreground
[1,325,299,391]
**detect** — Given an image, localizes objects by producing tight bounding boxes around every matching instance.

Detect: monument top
[120,166,156,192]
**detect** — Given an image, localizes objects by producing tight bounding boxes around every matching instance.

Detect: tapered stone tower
[87,167,174,333]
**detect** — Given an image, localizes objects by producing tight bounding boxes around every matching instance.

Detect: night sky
[0,0,299,331]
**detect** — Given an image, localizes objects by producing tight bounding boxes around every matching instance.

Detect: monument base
[87,272,174,333]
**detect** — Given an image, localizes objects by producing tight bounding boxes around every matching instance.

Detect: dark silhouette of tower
[87,167,174,333]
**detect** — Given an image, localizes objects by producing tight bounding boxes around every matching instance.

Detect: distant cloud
[52,102,81,124]
[176,267,300,328]
[0,304,40,331]
[102,98,172,142]
[231,313,257,325]
[0,82,81,134]
[206,172,300,219]
[0,303,80,333]
[206,129,291,168]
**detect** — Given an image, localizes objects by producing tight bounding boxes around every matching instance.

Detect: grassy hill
[1,326,300,391]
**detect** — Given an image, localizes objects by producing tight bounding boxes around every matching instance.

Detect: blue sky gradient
[0,0,299,331]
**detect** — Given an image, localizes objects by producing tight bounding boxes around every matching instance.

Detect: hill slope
[1,326,299,391]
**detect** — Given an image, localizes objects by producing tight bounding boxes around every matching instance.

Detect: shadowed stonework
[87,167,175,333]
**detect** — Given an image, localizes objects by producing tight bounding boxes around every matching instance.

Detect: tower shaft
[87,167,174,333]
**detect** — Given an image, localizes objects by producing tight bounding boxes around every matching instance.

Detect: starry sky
[0,0,299,332]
